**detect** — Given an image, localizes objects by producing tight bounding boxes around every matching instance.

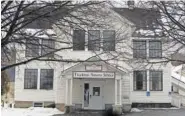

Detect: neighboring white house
[14,4,172,113]
[171,64,185,107]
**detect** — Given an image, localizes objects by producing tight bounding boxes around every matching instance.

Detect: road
[53,108,185,116]
[124,108,185,116]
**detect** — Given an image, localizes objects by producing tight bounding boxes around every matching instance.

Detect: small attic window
[33,102,44,107]
[127,1,135,9]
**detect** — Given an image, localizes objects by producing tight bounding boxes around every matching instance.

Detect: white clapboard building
[14,3,172,113]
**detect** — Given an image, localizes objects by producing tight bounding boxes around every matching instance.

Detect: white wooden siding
[130,63,172,103]
[15,61,63,102]
[14,5,172,106]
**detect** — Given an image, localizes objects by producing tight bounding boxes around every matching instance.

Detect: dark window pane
[149,71,163,91]
[133,40,146,58]
[40,69,54,89]
[103,30,115,51]
[149,41,162,58]
[133,71,147,91]
[26,39,40,57]
[88,30,100,51]
[41,39,55,57]
[24,69,38,89]
[73,30,85,50]
[93,87,100,96]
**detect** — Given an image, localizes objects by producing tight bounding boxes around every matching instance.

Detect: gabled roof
[62,56,126,74]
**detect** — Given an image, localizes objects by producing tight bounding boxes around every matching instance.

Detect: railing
[171,93,185,108]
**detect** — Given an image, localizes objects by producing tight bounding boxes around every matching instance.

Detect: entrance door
[83,81,104,110]
[89,82,104,110]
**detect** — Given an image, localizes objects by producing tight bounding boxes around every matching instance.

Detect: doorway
[83,81,104,110]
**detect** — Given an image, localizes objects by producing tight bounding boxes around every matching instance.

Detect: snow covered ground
[125,108,185,116]
[1,107,64,116]
[130,108,143,112]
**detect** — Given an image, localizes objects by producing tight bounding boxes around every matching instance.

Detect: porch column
[70,79,73,105]
[115,79,118,105]
[115,79,122,105]
[119,79,122,105]
[65,79,68,104]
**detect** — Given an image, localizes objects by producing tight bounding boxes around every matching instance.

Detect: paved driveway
[53,108,185,116]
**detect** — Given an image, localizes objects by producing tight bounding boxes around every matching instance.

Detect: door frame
[82,81,90,110]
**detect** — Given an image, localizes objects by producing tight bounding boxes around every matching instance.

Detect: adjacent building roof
[113,7,163,37]
[113,7,160,29]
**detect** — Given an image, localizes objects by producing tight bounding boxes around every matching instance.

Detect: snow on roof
[25,29,56,38]
[133,29,164,37]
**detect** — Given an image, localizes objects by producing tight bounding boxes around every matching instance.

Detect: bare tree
[152,1,185,65]
[135,1,185,65]
[1,1,110,71]
[3,1,184,72]
[112,1,185,65]
[1,71,10,103]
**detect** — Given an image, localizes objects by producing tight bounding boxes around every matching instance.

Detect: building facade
[14,5,172,113]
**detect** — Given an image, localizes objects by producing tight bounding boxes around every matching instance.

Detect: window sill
[132,57,147,60]
[23,89,54,91]
[148,57,162,59]
[149,90,163,92]
[24,88,37,90]
[40,89,53,90]
[133,90,147,91]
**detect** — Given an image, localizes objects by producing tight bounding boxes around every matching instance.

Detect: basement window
[33,102,44,107]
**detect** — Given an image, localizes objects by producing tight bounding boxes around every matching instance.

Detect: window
[93,87,100,96]
[73,30,85,50]
[41,39,55,57]
[133,71,147,91]
[133,40,146,58]
[40,69,54,89]
[103,30,115,51]
[24,69,38,89]
[149,41,162,58]
[26,39,40,57]
[149,71,163,91]
[88,30,100,51]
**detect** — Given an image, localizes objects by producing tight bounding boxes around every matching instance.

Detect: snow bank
[130,108,143,112]
[1,107,64,116]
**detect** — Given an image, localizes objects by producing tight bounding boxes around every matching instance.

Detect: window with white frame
[149,70,163,91]
[103,30,115,51]
[40,69,54,89]
[25,39,40,57]
[73,30,115,51]
[133,40,147,58]
[88,30,100,51]
[41,39,55,57]
[73,30,85,50]
[149,41,162,58]
[24,69,38,89]
[133,71,147,91]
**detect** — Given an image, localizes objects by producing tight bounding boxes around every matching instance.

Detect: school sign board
[73,72,115,78]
